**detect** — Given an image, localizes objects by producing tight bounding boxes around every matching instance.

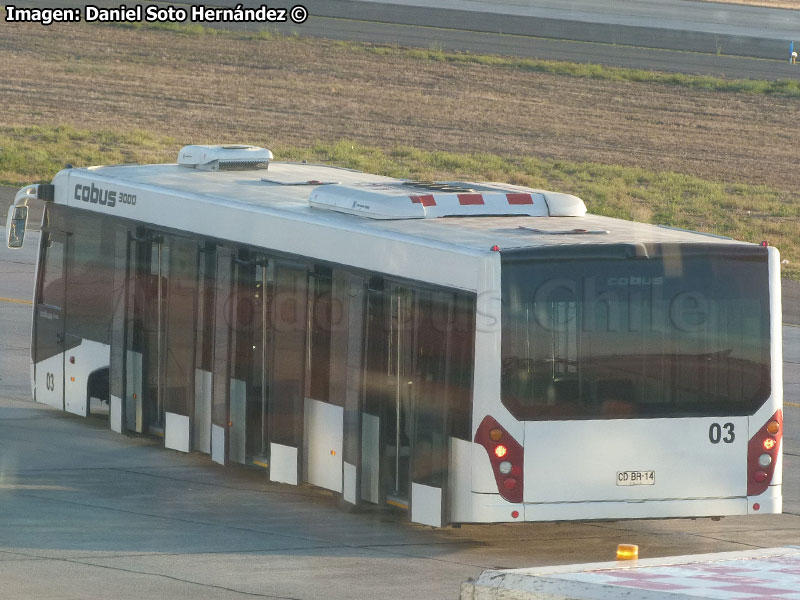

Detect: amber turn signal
[616,544,639,561]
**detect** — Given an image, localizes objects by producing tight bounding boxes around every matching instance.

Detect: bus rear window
[501,245,770,420]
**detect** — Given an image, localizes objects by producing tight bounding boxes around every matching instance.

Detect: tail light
[748,410,782,496]
[475,416,523,503]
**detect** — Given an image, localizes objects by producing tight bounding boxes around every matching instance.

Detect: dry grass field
[0,21,798,276]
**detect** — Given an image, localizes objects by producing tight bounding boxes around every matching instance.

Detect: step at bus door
[34,231,67,410]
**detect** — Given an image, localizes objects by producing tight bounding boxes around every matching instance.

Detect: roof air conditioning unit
[178,144,273,171]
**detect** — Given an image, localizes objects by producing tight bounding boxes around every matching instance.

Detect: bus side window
[448,293,474,442]
[39,234,65,308]
[65,216,115,344]
[306,267,334,404]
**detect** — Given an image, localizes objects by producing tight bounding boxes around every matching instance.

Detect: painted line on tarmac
[786,401,800,408]
[0,297,31,305]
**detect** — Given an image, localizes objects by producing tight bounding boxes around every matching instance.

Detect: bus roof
[57,159,746,255]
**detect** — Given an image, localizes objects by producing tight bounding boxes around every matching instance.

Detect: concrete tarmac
[1,229,799,599]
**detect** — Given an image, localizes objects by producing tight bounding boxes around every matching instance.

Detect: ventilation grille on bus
[217,159,271,171]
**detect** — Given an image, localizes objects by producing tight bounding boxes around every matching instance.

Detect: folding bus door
[408,291,452,527]
[384,285,415,510]
[192,243,216,453]
[124,232,167,435]
[362,281,415,510]
[33,231,67,410]
[210,247,234,465]
[337,272,367,506]
[229,253,273,467]
[162,237,199,453]
[268,261,308,485]
[361,283,459,525]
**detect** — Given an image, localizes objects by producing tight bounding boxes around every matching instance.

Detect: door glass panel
[385,287,413,504]
[411,291,450,488]
[34,232,66,410]
[130,237,168,432]
[163,238,197,417]
[35,234,65,362]
[232,258,273,461]
[211,248,234,430]
[65,214,115,345]
[148,240,167,430]
[270,263,307,449]
[307,269,333,403]
[196,246,216,373]
[39,234,65,307]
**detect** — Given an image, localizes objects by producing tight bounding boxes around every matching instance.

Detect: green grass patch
[354,43,800,97]
[0,125,176,183]
[111,21,218,36]
[106,20,284,40]
[2,125,797,279]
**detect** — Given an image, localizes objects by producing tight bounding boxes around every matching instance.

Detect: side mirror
[6,204,28,249]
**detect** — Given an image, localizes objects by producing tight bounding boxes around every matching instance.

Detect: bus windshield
[501,244,770,420]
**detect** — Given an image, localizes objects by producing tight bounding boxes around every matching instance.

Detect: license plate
[616,470,655,486]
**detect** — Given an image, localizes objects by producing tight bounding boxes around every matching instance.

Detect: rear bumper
[461,491,780,523]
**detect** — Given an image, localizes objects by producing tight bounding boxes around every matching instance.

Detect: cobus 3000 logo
[74,183,136,208]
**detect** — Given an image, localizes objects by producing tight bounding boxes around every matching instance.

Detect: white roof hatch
[178,144,273,171]
[308,180,586,219]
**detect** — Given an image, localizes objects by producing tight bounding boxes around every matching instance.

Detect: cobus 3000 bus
[6,145,783,526]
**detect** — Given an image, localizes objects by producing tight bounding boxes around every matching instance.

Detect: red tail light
[475,416,523,503]
[748,410,782,496]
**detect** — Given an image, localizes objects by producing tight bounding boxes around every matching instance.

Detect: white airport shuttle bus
[6,145,783,526]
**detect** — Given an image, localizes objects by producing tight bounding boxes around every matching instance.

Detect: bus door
[125,232,167,435]
[162,237,199,452]
[362,282,415,510]
[230,253,273,465]
[34,231,67,410]
[192,243,217,453]
[408,290,452,527]
[337,272,367,506]
[363,283,452,525]
[383,285,415,509]
[267,261,308,484]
